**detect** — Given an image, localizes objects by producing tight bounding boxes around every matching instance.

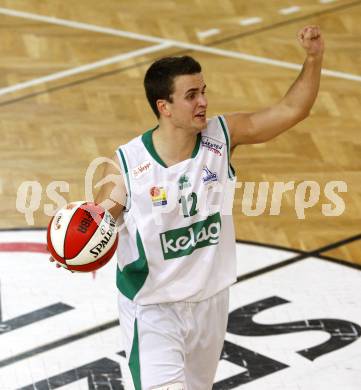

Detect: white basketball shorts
[117,287,229,390]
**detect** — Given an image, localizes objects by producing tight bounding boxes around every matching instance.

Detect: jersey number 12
[179,192,198,218]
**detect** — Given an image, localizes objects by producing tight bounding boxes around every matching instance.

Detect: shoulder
[202,115,231,147]
[116,133,142,153]
[115,134,145,166]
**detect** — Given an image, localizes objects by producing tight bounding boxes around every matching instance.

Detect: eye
[187,93,195,99]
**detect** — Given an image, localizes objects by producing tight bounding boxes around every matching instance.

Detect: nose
[198,93,207,107]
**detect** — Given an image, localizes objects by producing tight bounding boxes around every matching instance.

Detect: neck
[152,121,199,166]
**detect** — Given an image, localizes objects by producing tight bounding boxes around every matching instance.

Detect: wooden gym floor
[0,0,360,266]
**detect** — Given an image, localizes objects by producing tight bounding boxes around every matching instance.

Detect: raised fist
[297,25,324,58]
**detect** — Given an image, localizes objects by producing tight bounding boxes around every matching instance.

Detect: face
[161,73,208,132]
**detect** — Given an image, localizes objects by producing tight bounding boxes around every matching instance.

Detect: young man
[95,25,324,389]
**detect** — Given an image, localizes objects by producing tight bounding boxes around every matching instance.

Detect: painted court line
[0,43,171,96]
[0,7,163,44]
[239,17,263,26]
[279,6,301,15]
[0,5,359,98]
[164,41,361,82]
[197,28,220,40]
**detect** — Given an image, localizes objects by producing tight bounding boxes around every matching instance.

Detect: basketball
[47,201,118,272]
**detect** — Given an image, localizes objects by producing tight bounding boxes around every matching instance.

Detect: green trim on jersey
[218,116,236,179]
[129,319,141,390]
[117,147,132,209]
[142,126,202,168]
[191,132,202,158]
[116,230,149,300]
[141,125,164,167]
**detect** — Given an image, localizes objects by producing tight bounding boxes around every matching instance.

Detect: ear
[156,99,171,117]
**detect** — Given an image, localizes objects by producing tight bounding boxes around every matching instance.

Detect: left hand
[297,25,324,58]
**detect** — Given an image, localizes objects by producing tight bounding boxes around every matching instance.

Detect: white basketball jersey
[115,115,237,304]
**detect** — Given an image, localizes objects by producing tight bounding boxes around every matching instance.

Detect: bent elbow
[296,109,310,122]
[302,110,311,120]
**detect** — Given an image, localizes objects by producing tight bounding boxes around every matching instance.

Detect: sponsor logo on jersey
[201,136,223,156]
[132,160,152,179]
[178,174,191,190]
[150,186,167,206]
[202,166,218,185]
[160,212,221,259]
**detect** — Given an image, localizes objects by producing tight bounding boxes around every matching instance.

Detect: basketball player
[52,25,324,389]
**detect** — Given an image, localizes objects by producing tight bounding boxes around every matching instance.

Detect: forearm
[228,25,325,146]
[282,54,323,119]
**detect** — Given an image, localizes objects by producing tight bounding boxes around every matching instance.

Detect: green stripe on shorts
[129,318,141,390]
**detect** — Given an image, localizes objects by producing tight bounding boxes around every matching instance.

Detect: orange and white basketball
[47,201,118,272]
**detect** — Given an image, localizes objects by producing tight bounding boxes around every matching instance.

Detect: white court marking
[279,6,301,15]
[0,7,164,44]
[0,5,360,98]
[197,28,221,40]
[239,17,263,26]
[0,42,172,97]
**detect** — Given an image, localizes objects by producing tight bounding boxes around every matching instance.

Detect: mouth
[195,112,206,119]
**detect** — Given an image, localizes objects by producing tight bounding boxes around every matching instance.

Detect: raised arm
[226,25,324,147]
[95,154,127,221]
